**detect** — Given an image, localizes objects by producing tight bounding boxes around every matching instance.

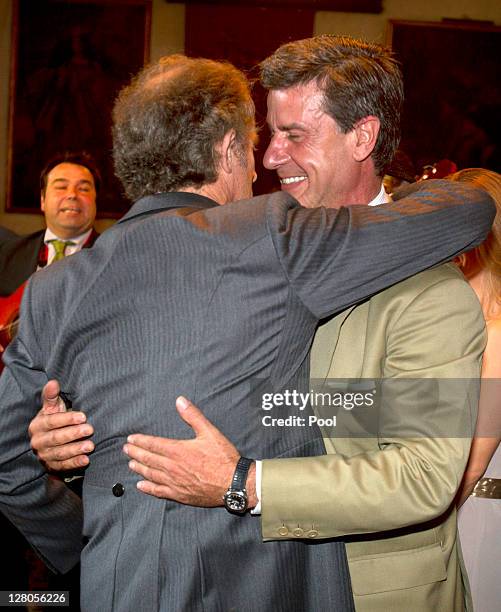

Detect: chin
[282,182,308,200]
[293,193,315,208]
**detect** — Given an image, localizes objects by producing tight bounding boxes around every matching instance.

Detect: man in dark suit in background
[0,151,100,297]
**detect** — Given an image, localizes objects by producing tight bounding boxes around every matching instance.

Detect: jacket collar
[118,192,218,225]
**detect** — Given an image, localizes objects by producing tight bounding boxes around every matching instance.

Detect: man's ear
[218,129,237,174]
[352,116,380,162]
[40,193,46,212]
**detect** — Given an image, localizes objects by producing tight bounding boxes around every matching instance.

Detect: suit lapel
[310,304,365,380]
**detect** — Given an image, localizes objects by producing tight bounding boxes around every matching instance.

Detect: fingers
[29,411,92,443]
[123,398,240,508]
[29,409,94,473]
[31,428,94,459]
[125,434,173,456]
[30,380,95,473]
[128,459,167,486]
[175,396,219,437]
[126,444,179,501]
[43,438,94,461]
[45,454,91,472]
[41,380,66,414]
[32,421,94,450]
[31,432,93,472]
[136,480,173,499]
[124,440,168,471]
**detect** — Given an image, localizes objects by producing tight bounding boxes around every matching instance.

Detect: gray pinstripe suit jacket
[0,181,494,611]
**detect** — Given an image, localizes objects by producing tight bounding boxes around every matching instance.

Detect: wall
[315,0,501,42]
[0,0,499,234]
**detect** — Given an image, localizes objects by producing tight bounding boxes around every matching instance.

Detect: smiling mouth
[60,208,81,213]
[280,176,307,185]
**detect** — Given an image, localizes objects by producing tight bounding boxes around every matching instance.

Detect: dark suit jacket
[0,226,17,241]
[0,182,494,611]
[0,228,99,296]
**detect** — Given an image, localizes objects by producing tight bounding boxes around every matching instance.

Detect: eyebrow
[51,178,93,187]
[269,122,306,132]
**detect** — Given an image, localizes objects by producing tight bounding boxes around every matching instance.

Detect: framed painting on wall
[7,0,151,217]
[174,0,382,10]
[388,20,501,173]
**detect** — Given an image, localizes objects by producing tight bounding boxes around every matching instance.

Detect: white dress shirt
[43,228,94,267]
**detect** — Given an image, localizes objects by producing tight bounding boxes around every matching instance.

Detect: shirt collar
[44,227,93,248]
[367,183,390,206]
[119,192,218,225]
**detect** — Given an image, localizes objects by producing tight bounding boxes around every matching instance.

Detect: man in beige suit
[254,37,483,611]
[30,37,484,611]
[260,264,482,612]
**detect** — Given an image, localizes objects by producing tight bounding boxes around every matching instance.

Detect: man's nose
[263,136,289,170]
[66,186,77,199]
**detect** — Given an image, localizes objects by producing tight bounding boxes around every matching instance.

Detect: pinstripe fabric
[0,181,494,611]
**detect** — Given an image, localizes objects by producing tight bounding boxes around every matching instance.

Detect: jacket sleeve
[260,274,485,539]
[267,179,494,318]
[0,283,83,573]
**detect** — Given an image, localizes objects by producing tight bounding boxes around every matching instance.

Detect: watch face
[224,491,247,513]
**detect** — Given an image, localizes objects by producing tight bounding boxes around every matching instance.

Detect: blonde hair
[448,168,501,309]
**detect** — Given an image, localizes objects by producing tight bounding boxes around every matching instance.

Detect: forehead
[266,81,326,124]
[47,163,95,186]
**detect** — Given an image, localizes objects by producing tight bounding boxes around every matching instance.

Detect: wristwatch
[223,456,253,514]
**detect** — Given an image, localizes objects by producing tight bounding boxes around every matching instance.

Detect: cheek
[42,199,57,214]
[82,198,96,211]
[41,194,59,211]
[293,143,321,170]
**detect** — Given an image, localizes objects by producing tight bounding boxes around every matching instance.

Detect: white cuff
[250,459,262,515]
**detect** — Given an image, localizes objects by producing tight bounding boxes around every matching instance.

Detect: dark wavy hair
[40,151,101,196]
[260,35,403,175]
[112,55,256,201]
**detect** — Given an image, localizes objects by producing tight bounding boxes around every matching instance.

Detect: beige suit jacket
[261,263,486,611]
